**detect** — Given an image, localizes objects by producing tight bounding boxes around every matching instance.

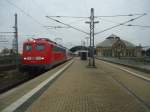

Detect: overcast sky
[0,0,150,51]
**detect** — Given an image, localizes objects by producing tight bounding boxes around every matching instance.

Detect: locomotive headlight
[23,57,27,60]
[27,57,32,60]
[35,57,44,60]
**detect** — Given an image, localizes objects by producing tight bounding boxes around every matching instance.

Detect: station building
[96,34,142,57]
[142,47,150,57]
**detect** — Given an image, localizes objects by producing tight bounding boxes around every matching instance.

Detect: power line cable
[0,32,14,34]
[98,18,150,28]
[31,0,74,39]
[5,0,45,27]
[46,16,89,35]
[32,1,84,34]
[47,13,145,18]
[68,18,88,25]
[126,24,150,28]
[95,14,146,35]
[95,13,146,18]
[44,26,68,28]
[5,0,148,39]
[46,16,89,18]
[98,18,123,24]
[31,0,48,15]
[32,0,88,28]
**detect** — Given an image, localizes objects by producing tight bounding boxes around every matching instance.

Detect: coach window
[24,44,32,51]
[36,44,45,50]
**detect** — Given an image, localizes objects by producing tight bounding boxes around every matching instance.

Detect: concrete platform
[1,58,150,112]
[23,58,149,112]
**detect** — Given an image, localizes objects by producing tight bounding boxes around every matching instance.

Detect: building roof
[142,46,150,51]
[96,34,135,48]
[70,46,88,52]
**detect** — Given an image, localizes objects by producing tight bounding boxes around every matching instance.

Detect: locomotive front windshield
[36,44,45,50]
[24,44,32,51]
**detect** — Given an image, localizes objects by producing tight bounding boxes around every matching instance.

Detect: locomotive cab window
[36,44,45,50]
[53,46,65,52]
[24,44,32,51]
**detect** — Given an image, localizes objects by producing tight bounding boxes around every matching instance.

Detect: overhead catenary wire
[98,18,150,28]
[95,13,146,35]
[5,0,46,27]
[32,0,88,30]
[44,26,69,28]
[46,16,89,18]
[0,32,14,33]
[95,13,146,18]
[31,0,48,15]
[68,18,88,25]
[0,35,14,37]
[4,0,148,39]
[31,0,71,41]
[46,16,89,35]
[0,41,9,42]
[46,13,146,36]
[0,33,35,38]
[126,24,150,28]
[47,13,146,18]
[32,0,88,41]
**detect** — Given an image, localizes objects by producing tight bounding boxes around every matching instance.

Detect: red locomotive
[21,38,68,70]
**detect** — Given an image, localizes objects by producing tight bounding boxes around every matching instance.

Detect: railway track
[0,64,16,71]
[0,60,70,94]
[0,69,36,94]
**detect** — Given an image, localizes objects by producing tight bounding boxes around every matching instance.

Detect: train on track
[21,38,71,70]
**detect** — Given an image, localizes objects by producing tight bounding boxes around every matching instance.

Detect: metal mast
[86,8,99,67]
[14,13,19,65]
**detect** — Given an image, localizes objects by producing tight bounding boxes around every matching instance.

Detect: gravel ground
[25,58,149,112]
[0,69,29,93]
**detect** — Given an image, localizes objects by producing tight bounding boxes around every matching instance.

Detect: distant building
[146,48,150,57]
[12,38,17,53]
[70,46,88,56]
[142,47,150,57]
[96,34,142,57]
